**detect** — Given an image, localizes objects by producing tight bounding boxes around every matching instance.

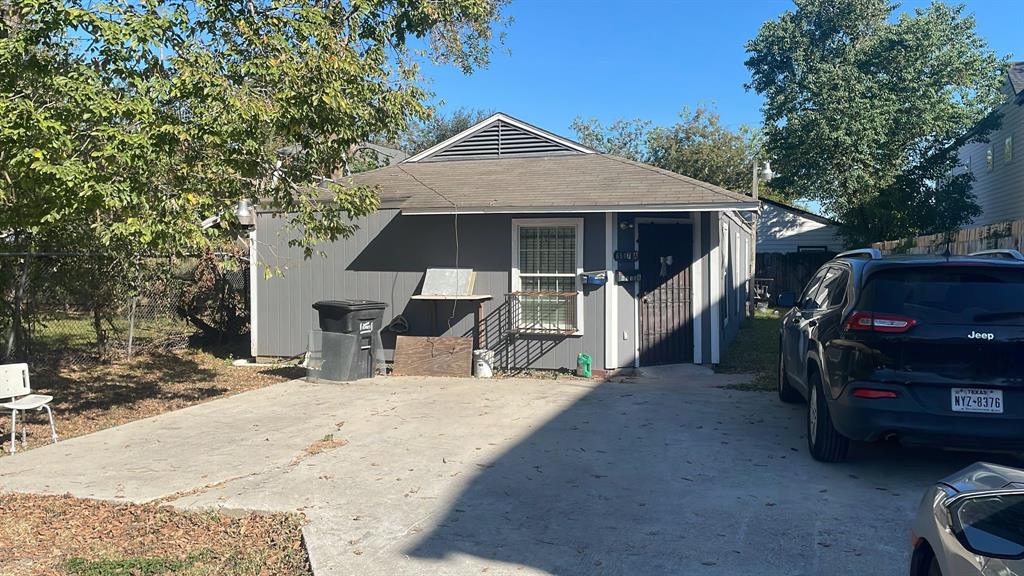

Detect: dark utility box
[312,300,388,380]
[313,300,387,333]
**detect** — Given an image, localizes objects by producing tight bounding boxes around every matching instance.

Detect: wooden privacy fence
[755,251,836,299]
[873,219,1024,256]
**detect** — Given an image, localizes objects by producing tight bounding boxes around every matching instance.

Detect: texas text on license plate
[951,388,1004,414]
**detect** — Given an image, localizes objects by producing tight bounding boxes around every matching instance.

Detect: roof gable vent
[423,120,580,162]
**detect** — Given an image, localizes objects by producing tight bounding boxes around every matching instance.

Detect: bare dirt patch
[0,492,310,576]
[1,346,303,456]
[291,433,348,466]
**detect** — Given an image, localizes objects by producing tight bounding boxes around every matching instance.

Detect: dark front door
[638,223,694,365]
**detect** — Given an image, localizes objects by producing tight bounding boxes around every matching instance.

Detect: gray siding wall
[255,210,606,371]
[957,93,1024,226]
[700,212,714,363]
[757,203,843,253]
[721,211,752,348]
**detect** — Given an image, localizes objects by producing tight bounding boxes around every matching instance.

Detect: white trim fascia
[400,202,760,215]
[511,217,585,336]
[692,215,703,364]
[709,212,722,364]
[249,229,258,358]
[721,209,754,234]
[604,213,618,369]
[404,113,596,163]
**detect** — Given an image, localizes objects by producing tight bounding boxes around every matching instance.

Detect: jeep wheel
[807,371,850,462]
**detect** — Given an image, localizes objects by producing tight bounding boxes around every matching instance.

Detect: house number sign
[614,250,639,262]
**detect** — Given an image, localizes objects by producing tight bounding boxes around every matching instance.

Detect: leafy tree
[646,107,764,195]
[400,107,495,154]
[0,0,506,358]
[0,0,507,258]
[745,0,1006,244]
[572,106,774,198]
[571,117,651,161]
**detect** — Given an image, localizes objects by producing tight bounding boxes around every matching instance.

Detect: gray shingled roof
[1009,61,1024,96]
[341,153,758,213]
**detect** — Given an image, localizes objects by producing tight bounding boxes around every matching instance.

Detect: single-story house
[757,198,844,253]
[250,113,758,371]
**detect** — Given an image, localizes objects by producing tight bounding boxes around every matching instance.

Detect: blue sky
[421,0,1021,136]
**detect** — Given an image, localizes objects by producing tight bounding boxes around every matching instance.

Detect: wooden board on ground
[393,336,473,377]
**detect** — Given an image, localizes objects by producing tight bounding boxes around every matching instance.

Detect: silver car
[912,462,1024,575]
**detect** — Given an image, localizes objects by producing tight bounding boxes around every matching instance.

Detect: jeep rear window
[860,266,1024,325]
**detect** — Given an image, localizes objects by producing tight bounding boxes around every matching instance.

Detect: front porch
[603,210,752,369]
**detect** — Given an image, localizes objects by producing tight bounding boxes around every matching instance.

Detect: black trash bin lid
[313,299,388,312]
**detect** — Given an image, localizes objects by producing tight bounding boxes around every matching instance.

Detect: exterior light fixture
[234,199,255,227]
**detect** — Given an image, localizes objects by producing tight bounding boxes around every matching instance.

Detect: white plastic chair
[0,363,58,454]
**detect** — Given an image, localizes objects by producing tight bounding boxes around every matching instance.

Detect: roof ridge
[761,197,840,225]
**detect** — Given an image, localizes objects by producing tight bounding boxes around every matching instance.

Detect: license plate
[951,388,1004,414]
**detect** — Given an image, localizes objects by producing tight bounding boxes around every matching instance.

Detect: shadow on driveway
[405,371,1022,575]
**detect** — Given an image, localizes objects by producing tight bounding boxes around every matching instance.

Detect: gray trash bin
[312,300,387,381]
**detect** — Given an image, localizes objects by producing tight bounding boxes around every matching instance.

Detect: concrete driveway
[1,365,1020,575]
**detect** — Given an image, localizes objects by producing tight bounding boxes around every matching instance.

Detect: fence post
[127,295,137,361]
[126,256,141,361]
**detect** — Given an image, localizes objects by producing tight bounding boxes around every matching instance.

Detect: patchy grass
[716,308,782,392]
[0,493,310,576]
[1,344,304,456]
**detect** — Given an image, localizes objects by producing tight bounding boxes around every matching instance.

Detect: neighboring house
[955,61,1024,227]
[359,143,408,166]
[250,113,757,371]
[757,199,844,253]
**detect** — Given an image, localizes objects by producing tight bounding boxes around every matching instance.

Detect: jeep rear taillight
[844,311,918,333]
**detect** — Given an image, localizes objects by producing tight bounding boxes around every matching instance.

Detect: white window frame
[511,218,585,335]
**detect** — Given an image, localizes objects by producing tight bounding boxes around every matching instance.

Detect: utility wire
[396,165,461,329]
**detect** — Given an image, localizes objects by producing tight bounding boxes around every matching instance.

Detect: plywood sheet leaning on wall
[393,336,473,377]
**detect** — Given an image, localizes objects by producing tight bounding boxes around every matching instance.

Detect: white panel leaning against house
[0,363,58,454]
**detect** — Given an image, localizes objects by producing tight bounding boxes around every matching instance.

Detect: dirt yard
[1,346,303,455]
[0,492,310,576]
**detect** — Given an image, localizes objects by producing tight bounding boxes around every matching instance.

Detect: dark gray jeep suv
[778,248,1024,462]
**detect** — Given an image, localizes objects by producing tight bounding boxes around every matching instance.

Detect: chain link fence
[0,251,248,367]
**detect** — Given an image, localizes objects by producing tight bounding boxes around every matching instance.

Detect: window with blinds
[511,220,583,333]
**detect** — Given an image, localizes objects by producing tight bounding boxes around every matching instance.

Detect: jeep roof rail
[835,248,882,260]
[967,249,1024,261]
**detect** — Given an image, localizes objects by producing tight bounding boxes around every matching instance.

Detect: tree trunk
[92,304,108,358]
[4,252,31,361]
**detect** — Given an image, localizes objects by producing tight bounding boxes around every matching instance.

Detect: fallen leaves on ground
[291,433,348,466]
[1,346,304,456]
[0,492,310,576]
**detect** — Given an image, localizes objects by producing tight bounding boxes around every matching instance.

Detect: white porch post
[604,213,618,369]
[709,212,722,364]
[691,214,703,364]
